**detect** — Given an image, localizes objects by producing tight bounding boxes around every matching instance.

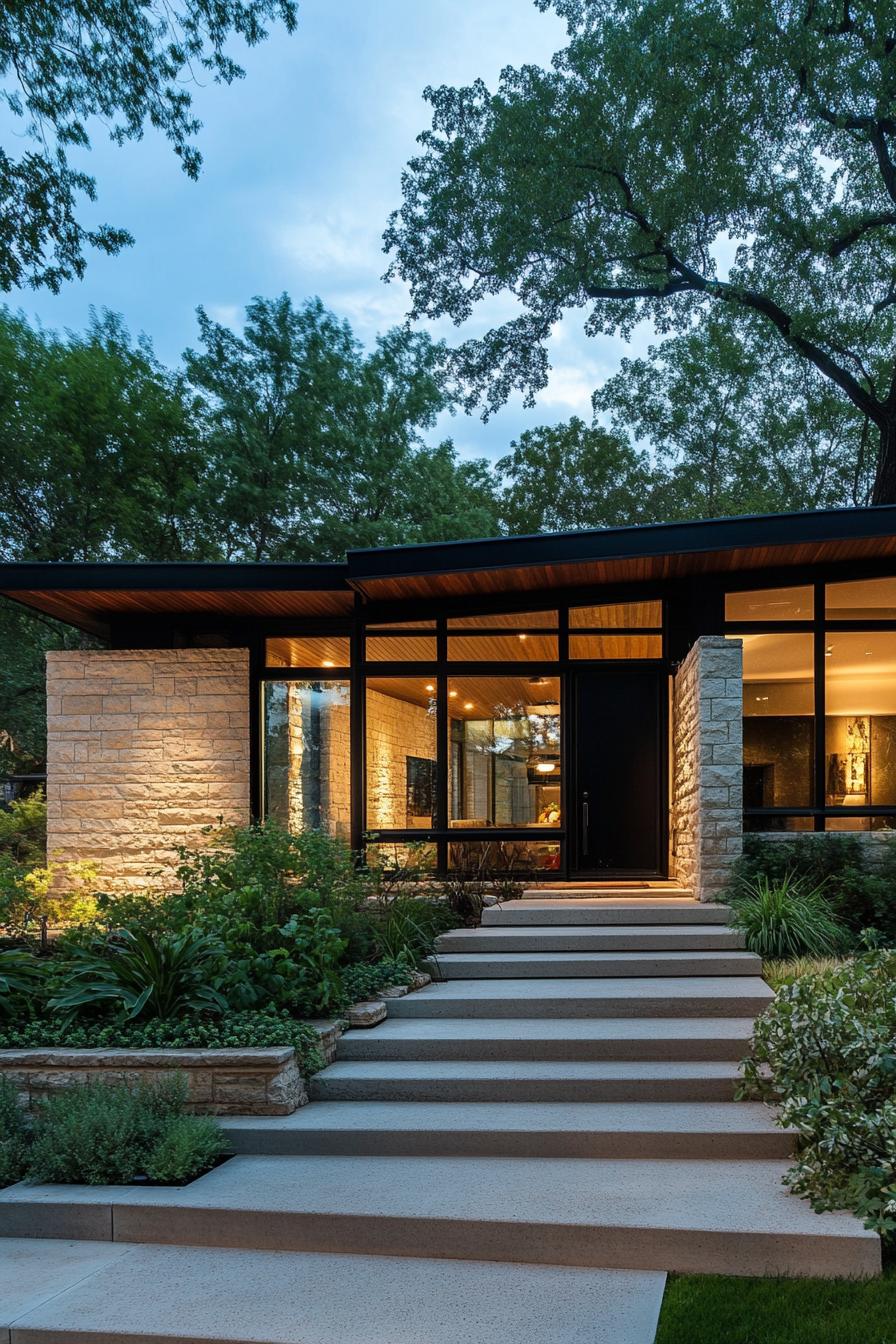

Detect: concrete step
[336,1016,757,1062]
[484,900,733,926]
[521,887,693,900]
[436,924,745,953]
[221,1100,794,1160]
[428,950,761,979]
[2,1239,666,1344]
[1,1155,878,1278]
[385,976,773,1018]
[309,1059,743,1102]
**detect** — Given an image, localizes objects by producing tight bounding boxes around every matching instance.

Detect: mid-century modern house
[3,506,896,900]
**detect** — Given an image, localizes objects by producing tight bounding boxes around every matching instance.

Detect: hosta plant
[49,926,228,1020]
[741,951,896,1239]
[0,947,46,1015]
[730,873,849,959]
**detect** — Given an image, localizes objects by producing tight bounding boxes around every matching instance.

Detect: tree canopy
[385,0,896,501]
[0,0,296,290]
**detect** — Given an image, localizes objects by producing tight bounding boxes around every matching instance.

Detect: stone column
[46,648,250,891]
[671,635,743,902]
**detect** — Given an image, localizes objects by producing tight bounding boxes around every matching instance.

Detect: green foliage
[49,928,229,1020]
[742,951,896,1238]
[26,1075,226,1186]
[730,873,850,959]
[386,0,896,501]
[730,834,896,943]
[0,947,48,1016]
[763,957,851,992]
[341,957,414,1004]
[0,1010,324,1076]
[0,1077,29,1188]
[0,792,46,865]
[0,2,297,290]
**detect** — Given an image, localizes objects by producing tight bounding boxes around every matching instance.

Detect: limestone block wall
[46,648,250,891]
[671,636,743,901]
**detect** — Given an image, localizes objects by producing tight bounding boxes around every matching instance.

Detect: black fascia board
[0,561,351,592]
[345,505,896,583]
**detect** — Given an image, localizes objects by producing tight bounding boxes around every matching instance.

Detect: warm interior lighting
[425,683,435,692]
[449,690,458,698]
[517,633,528,641]
[322,660,335,668]
[535,761,557,774]
[464,701,474,710]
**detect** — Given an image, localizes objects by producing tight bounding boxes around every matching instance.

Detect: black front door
[571,668,666,877]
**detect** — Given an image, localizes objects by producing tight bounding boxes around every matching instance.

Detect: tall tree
[596,314,874,518]
[0,1,297,290]
[186,294,498,560]
[495,417,655,533]
[385,0,896,502]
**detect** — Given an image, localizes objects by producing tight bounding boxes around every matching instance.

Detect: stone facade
[671,636,743,901]
[46,648,250,891]
[0,1047,306,1116]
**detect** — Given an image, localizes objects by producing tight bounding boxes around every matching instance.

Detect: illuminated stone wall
[46,648,250,891]
[671,635,743,901]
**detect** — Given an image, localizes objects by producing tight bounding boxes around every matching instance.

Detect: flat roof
[3,506,896,633]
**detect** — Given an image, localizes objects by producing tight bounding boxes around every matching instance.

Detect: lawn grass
[655,1267,896,1344]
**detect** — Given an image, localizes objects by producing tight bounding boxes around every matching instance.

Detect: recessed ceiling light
[464,701,474,710]
[425,683,435,692]
[322,660,335,668]
[449,690,458,698]
[517,632,528,641]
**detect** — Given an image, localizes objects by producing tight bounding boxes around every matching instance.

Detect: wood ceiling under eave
[1,586,356,634]
[349,534,896,603]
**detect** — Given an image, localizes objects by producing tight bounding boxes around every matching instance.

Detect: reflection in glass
[263,681,350,837]
[742,634,814,808]
[366,678,437,830]
[826,576,896,620]
[448,676,561,828]
[825,633,896,807]
[448,837,561,872]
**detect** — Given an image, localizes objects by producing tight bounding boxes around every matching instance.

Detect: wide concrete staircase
[1,892,881,1344]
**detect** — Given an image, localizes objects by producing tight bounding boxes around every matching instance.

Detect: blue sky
[7,0,652,463]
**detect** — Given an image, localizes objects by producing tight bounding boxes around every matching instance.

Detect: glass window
[570,601,661,628]
[447,837,561,872]
[826,577,896,620]
[744,815,814,833]
[448,610,557,628]
[726,586,814,622]
[447,675,561,829]
[570,634,662,660]
[366,840,438,871]
[366,677,437,829]
[262,681,350,838]
[742,634,814,808]
[824,632,896,807]
[366,620,436,630]
[366,635,438,661]
[447,632,559,661]
[266,636,350,668]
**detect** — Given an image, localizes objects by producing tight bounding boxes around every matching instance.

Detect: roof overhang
[3,508,896,633]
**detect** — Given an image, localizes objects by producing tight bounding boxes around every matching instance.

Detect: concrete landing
[1,1155,878,1277]
[2,1240,667,1344]
[221,1100,794,1159]
[309,1058,743,1102]
[385,976,774,1018]
[335,1016,757,1061]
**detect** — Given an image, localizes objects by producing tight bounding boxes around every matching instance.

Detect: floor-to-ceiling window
[727,577,896,831]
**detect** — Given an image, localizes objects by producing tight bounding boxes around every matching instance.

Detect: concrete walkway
[0,890,881,1343]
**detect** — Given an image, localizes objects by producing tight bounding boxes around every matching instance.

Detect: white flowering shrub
[742,951,896,1239]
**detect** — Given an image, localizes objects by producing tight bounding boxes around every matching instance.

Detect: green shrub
[763,956,850,991]
[742,950,896,1239]
[730,873,850,958]
[49,927,229,1020]
[730,834,896,941]
[143,1113,228,1184]
[27,1075,227,1186]
[0,1077,29,1187]
[0,1009,325,1076]
[0,791,46,865]
[341,956,414,1003]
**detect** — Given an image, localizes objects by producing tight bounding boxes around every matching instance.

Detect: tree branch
[828,211,896,257]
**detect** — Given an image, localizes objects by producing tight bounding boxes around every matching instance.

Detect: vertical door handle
[582,792,590,856]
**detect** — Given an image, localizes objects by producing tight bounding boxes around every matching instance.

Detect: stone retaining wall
[0,1047,306,1116]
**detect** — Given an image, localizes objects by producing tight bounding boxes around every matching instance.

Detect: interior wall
[366,688,436,830]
